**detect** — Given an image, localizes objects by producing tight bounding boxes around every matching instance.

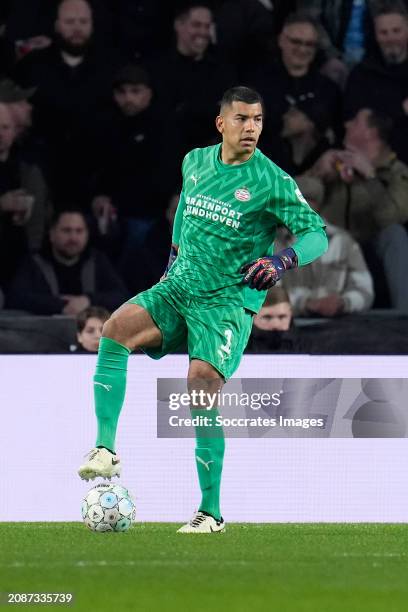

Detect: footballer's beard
[54,31,93,57]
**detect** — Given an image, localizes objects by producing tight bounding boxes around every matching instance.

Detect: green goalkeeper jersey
[169,143,327,313]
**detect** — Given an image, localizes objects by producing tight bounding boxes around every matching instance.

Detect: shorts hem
[189,354,230,381]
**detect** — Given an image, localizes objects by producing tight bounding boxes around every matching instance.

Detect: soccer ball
[82,483,136,532]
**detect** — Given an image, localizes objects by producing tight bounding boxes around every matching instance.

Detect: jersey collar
[214,143,258,173]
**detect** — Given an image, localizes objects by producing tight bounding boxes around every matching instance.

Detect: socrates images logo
[234,187,251,202]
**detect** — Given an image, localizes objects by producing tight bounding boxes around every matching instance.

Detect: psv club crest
[234,187,251,202]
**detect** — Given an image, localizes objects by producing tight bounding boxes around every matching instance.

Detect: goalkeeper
[78,86,328,533]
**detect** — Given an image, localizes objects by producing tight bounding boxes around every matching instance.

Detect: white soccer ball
[82,483,136,532]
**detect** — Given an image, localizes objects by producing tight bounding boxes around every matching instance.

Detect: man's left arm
[241,175,328,290]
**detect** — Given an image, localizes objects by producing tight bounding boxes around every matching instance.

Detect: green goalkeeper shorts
[128,277,253,380]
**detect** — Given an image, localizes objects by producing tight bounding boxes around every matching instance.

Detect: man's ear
[215,114,224,135]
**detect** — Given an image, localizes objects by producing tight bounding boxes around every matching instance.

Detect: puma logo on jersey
[196,456,214,471]
[94,381,112,392]
[190,174,200,186]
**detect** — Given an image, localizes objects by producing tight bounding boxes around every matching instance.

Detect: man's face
[8,100,32,137]
[278,22,318,75]
[216,101,263,156]
[344,109,371,149]
[253,303,292,331]
[113,83,153,117]
[175,7,212,58]
[55,0,93,55]
[375,13,408,64]
[77,316,104,352]
[50,212,89,259]
[0,103,15,155]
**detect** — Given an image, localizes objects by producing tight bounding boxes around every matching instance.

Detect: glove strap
[165,243,178,275]
[277,247,298,271]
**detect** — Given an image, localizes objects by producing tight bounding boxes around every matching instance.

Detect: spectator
[253,286,293,331]
[310,108,408,310]
[281,176,374,316]
[5,0,114,58]
[149,3,236,154]
[249,12,342,162]
[312,108,408,236]
[8,209,128,315]
[246,287,307,353]
[0,102,48,289]
[297,0,383,87]
[277,105,333,175]
[0,78,35,141]
[344,2,408,162]
[13,0,123,204]
[89,64,179,268]
[73,305,110,352]
[0,77,47,175]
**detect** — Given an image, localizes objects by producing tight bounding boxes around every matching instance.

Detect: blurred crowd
[1,0,408,353]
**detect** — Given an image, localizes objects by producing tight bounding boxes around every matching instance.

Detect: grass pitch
[1,523,408,611]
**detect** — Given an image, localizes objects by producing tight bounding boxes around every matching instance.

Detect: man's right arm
[161,190,187,280]
[171,190,186,247]
[162,149,191,279]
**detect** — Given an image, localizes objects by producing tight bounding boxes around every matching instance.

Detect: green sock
[192,408,225,521]
[94,337,131,452]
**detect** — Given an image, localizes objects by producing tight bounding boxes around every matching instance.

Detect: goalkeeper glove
[161,243,178,280]
[240,248,298,290]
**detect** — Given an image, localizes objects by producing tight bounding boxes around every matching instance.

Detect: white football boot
[177,511,225,533]
[78,447,121,481]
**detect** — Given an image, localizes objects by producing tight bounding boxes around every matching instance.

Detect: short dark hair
[49,208,87,228]
[372,0,408,19]
[263,287,291,308]
[366,109,394,143]
[55,0,93,19]
[175,2,213,21]
[281,11,321,33]
[220,86,264,113]
[77,306,110,332]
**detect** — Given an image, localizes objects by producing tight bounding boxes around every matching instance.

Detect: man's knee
[187,360,224,405]
[188,359,222,381]
[102,303,161,349]
[102,309,128,341]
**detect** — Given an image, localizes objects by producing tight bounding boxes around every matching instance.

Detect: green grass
[1,523,408,611]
